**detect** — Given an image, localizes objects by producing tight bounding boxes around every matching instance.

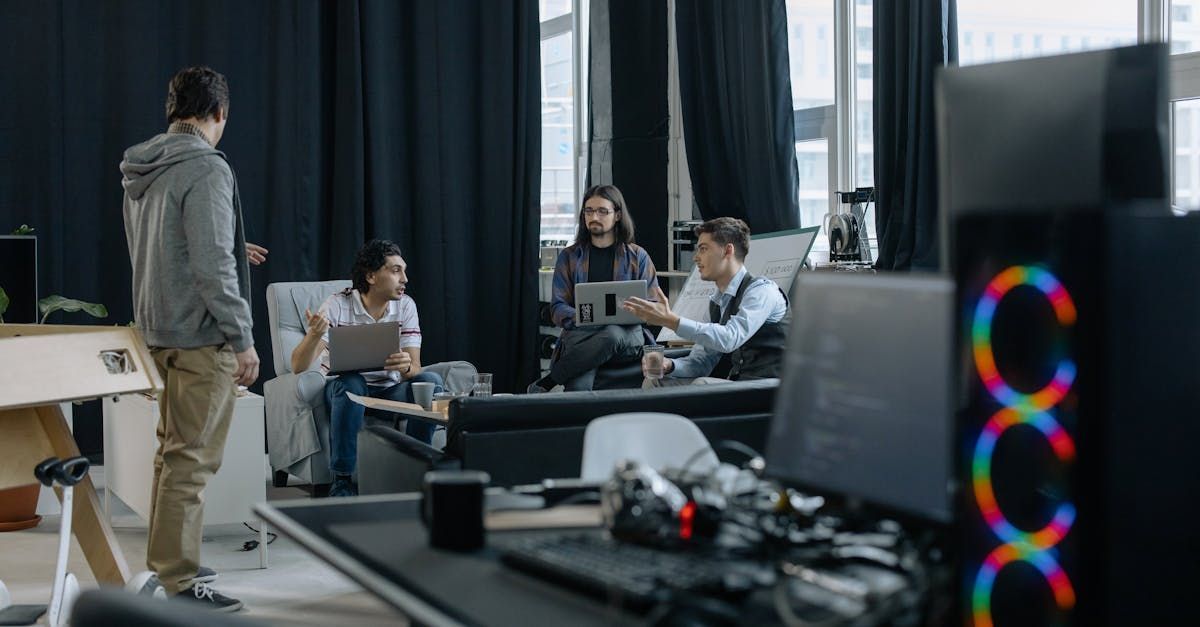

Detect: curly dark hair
[165,66,229,123]
[350,239,403,294]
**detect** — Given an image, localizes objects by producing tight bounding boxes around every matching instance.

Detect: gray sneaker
[131,567,217,596]
[129,571,166,599]
[192,566,218,584]
[173,582,243,612]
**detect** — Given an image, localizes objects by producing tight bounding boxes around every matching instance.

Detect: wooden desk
[0,325,163,585]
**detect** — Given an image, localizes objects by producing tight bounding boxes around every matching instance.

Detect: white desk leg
[258,520,268,569]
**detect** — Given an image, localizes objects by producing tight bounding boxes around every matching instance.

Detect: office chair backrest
[580,412,720,481]
[266,280,352,377]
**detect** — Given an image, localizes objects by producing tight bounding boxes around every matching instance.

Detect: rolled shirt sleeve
[673,281,782,353]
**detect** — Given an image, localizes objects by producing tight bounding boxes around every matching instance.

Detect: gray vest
[708,274,789,380]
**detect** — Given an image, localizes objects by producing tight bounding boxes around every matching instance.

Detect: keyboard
[497,532,730,608]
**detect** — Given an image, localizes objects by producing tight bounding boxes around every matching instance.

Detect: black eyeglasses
[582,207,616,216]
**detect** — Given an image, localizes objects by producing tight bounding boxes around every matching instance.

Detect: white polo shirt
[318,289,422,385]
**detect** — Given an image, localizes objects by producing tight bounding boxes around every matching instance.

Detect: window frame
[1152,0,1200,210]
[539,1,588,242]
[782,1,867,255]
[582,1,1197,255]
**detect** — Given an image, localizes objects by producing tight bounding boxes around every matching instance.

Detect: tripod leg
[46,485,73,627]
[35,405,129,585]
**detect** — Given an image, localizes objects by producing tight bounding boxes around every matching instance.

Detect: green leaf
[10,224,34,235]
[38,295,108,324]
[0,286,8,321]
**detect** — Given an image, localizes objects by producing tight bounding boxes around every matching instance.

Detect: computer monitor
[765,272,955,524]
[0,235,38,323]
[935,43,1169,270]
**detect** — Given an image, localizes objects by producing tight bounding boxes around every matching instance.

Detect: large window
[854,1,875,245]
[1174,1,1200,209]
[785,0,875,254]
[541,0,571,21]
[1176,99,1200,207]
[957,0,1137,66]
[539,1,578,242]
[1173,0,1200,53]
[786,0,836,244]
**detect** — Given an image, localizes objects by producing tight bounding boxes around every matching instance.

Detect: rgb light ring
[970,266,1078,627]
[971,542,1076,627]
[972,407,1076,547]
[971,266,1078,411]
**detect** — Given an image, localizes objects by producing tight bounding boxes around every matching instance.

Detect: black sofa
[357,378,779,494]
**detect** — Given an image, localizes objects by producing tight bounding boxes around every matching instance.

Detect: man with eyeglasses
[527,184,659,392]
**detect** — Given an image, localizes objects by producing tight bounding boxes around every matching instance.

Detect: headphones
[600,460,723,548]
[34,457,90,488]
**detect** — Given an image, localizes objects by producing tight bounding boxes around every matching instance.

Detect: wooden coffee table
[346,394,448,425]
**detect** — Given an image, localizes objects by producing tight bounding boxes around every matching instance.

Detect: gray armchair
[264,281,476,487]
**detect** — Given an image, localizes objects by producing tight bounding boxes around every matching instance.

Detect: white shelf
[102,392,267,527]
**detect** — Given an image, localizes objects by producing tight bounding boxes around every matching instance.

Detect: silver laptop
[328,321,400,374]
[574,280,647,327]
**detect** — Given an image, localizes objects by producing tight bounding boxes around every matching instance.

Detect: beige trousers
[146,345,237,595]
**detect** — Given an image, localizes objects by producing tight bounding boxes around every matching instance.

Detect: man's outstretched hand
[623,285,680,330]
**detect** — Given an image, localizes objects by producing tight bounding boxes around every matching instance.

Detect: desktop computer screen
[765,273,955,524]
[0,235,38,323]
[935,43,1169,274]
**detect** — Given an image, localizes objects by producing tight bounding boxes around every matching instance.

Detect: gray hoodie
[120,132,254,352]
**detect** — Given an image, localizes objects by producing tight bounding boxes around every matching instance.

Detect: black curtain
[589,0,670,269]
[675,0,799,234]
[874,0,957,270]
[610,0,670,268]
[0,0,541,454]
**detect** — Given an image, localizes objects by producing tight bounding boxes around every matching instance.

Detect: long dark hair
[574,184,635,247]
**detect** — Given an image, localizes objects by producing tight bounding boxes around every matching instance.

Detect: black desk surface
[256,493,654,626]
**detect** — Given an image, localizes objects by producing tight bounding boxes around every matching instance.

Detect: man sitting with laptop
[290,239,444,497]
[623,217,789,385]
[527,184,659,392]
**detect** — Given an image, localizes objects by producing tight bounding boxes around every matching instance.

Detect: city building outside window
[539,0,578,242]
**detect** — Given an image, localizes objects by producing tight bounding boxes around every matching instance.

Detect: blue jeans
[324,371,444,475]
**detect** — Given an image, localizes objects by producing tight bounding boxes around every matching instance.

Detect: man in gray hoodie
[120,66,258,612]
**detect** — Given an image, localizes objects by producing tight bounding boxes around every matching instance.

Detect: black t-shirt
[588,244,616,283]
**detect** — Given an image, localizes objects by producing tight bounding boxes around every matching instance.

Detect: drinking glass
[471,373,494,397]
[642,345,666,380]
